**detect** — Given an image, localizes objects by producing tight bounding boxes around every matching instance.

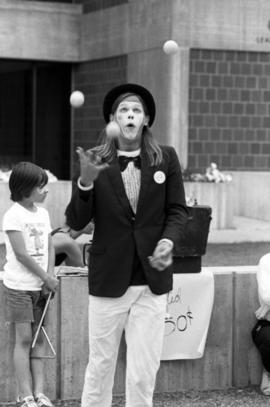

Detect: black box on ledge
[173,205,212,273]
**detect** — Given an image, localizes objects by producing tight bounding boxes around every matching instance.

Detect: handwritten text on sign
[161,270,214,360]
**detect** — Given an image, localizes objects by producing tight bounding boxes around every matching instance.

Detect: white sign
[161,269,214,360]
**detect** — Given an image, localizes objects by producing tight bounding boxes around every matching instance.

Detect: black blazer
[66,145,188,297]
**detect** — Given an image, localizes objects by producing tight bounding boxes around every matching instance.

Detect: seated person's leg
[52,232,84,267]
[252,321,270,395]
[69,221,94,239]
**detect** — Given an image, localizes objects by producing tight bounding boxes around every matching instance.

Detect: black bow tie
[118,155,141,172]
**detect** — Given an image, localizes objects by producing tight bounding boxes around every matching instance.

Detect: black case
[173,205,212,273]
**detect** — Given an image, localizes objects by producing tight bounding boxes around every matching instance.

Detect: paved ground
[208,215,270,244]
[202,241,270,266]
[2,387,270,406]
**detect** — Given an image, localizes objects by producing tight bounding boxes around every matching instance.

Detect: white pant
[81,286,167,407]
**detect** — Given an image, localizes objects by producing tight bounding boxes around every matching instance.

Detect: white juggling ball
[163,40,179,55]
[106,121,121,138]
[70,91,85,108]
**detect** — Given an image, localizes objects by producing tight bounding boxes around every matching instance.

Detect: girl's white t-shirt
[2,202,52,291]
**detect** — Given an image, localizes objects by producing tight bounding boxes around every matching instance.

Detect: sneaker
[35,393,54,407]
[261,369,270,395]
[16,395,37,407]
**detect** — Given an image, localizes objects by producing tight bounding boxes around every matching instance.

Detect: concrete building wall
[3,0,270,175]
[0,1,81,61]
[77,0,270,172]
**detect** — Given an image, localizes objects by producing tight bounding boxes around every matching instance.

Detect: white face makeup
[113,96,148,147]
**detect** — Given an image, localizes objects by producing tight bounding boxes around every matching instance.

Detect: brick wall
[189,49,270,172]
[72,55,127,174]
[75,0,127,13]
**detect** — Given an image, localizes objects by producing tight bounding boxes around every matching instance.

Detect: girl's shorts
[3,285,48,325]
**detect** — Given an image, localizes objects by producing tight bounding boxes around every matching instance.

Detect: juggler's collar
[117,148,141,157]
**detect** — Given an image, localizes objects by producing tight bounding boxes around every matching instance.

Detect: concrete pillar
[168,47,189,170]
[127,47,189,169]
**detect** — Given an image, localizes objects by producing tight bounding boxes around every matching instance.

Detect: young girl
[2,162,59,407]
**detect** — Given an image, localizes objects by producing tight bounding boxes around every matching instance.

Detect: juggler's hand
[76,146,108,186]
[148,240,173,271]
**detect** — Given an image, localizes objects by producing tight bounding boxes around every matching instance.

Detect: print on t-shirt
[26,222,46,266]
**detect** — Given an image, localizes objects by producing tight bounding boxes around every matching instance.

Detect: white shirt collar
[117,148,141,157]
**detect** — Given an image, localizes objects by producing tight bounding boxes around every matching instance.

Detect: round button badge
[154,171,166,184]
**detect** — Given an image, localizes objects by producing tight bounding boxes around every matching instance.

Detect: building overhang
[0,0,82,62]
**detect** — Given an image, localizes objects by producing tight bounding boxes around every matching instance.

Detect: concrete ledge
[184,182,234,230]
[0,180,234,233]
[232,171,270,222]
[0,266,262,402]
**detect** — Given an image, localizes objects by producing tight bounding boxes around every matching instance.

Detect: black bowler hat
[103,83,156,127]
